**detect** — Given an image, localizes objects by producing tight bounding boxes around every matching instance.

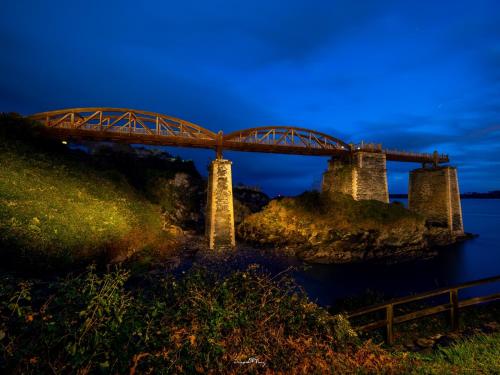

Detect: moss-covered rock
[238,191,458,263]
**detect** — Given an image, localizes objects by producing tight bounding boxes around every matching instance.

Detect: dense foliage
[2,262,499,374]
[0,263,417,374]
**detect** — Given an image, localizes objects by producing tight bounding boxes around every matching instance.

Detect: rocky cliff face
[237,191,462,264]
[88,144,206,233]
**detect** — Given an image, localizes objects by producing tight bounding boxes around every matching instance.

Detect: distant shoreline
[390,191,500,199]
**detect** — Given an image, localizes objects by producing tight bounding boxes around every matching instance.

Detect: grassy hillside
[0,114,178,270]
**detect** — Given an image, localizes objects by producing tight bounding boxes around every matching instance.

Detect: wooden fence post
[450,289,459,331]
[386,304,394,345]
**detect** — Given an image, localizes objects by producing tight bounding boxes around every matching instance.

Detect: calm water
[190,199,500,307]
[291,199,500,306]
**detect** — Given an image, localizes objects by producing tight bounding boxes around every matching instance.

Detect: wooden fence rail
[347,275,500,344]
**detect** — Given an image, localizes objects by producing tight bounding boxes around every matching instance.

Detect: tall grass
[408,333,500,374]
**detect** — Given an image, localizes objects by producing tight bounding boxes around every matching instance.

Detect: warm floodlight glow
[62,141,68,145]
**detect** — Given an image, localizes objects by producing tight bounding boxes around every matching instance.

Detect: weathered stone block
[322,151,389,203]
[408,166,463,234]
[205,159,236,250]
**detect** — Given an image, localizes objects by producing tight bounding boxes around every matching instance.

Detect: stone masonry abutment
[408,166,464,234]
[322,151,389,203]
[205,159,236,250]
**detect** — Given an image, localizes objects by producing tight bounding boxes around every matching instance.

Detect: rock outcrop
[238,191,466,264]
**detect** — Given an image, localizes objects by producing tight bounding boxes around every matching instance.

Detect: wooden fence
[347,275,500,344]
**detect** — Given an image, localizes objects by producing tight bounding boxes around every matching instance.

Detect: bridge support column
[322,151,389,203]
[408,166,464,234]
[205,159,236,250]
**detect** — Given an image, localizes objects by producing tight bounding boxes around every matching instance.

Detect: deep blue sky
[1,1,499,196]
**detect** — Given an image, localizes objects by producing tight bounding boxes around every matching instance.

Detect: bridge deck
[28,108,449,164]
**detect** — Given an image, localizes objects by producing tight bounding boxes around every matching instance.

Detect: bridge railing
[347,275,500,345]
[383,148,448,160]
[350,143,449,163]
[352,143,383,152]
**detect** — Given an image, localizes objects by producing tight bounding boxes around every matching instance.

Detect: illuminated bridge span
[29,107,448,163]
[27,107,461,250]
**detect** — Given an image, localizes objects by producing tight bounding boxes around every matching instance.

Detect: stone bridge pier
[322,150,389,203]
[205,158,236,250]
[408,166,464,234]
[204,154,464,250]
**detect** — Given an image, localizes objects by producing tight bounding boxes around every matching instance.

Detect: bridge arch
[223,126,351,152]
[29,107,217,142]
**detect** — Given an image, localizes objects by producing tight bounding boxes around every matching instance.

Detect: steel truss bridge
[28,108,449,164]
